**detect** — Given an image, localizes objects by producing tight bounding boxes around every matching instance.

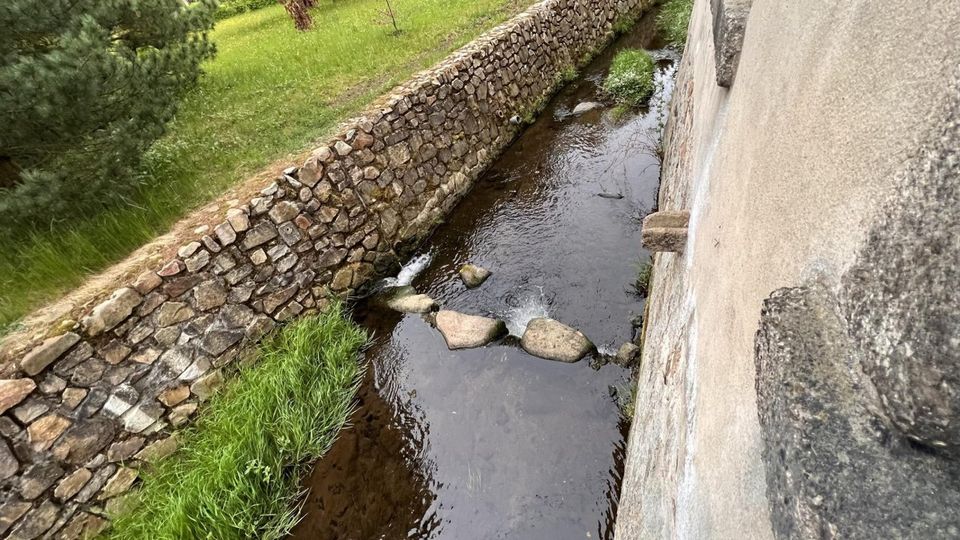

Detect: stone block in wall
[711,0,752,87]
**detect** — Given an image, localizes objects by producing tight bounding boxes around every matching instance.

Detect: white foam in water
[596,344,618,357]
[378,253,433,289]
[504,288,551,337]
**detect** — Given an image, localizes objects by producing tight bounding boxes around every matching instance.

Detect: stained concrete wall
[616,0,960,537]
[0,0,658,536]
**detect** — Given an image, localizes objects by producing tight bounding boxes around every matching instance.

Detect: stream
[291,11,676,540]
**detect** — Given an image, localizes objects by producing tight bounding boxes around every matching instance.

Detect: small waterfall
[377,253,433,290]
[503,288,551,337]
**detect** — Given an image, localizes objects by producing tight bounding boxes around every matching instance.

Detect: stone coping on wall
[0,0,654,537]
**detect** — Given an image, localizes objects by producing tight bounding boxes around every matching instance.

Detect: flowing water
[292,12,676,540]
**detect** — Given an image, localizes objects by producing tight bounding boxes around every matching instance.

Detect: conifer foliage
[0,0,216,231]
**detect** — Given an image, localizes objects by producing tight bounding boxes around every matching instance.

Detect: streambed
[292,12,676,540]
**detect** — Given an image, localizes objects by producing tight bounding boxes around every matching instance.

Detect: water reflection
[291,9,675,540]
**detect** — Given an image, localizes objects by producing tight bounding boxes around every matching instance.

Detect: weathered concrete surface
[616,0,960,537]
[710,0,751,87]
[755,285,960,539]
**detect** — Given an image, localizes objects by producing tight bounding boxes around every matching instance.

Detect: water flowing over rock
[459,264,491,288]
[520,318,595,363]
[434,310,506,350]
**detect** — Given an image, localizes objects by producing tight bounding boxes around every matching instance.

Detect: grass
[633,259,653,296]
[106,305,367,540]
[657,0,694,49]
[617,378,639,420]
[0,0,533,330]
[603,49,656,106]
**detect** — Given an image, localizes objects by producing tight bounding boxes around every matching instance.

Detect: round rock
[521,318,595,363]
[387,293,437,314]
[435,310,506,350]
[459,264,492,288]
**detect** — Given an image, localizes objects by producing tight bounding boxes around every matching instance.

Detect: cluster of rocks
[0,0,654,536]
[384,263,640,366]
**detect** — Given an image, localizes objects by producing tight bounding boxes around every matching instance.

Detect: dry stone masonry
[0,0,654,536]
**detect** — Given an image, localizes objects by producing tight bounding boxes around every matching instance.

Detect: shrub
[604,49,656,106]
[658,0,694,49]
[106,305,368,540]
[0,0,216,234]
[215,0,277,20]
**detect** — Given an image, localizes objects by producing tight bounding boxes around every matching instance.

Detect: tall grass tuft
[106,304,367,540]
[633,260,653,296]
[603,49,656,106]
[657,0,694,49]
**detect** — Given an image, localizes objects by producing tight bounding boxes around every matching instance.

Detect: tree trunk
[278,0,312,30]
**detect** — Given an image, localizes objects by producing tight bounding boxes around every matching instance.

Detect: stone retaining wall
[0,0,652,537]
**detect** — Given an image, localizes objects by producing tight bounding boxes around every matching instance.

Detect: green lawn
[106,305,367,539]
[0,0,531,332]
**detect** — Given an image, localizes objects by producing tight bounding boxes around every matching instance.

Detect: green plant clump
[215,0,277,20]
[603,49,656,106]
[634,260,653,296]
[0,0,216,232]
[657,0,694,49]
[106,305,367,540]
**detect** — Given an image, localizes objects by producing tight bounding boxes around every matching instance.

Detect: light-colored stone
[616,342,641,366]
[81,288,142,337]
[159,385,190,407]
[434,310,506,350]
[98,467,138,500]
[226,208,250,232]
[135,435,179,463]
[0,378,37,414]
[191,369,224,401]
[387,293,437,313]
[20,333,80,376]
[27,414,72,452]
[520,318,595,363]
[177,241,201,259]
[214,222,237,246]
[54,468,92,501]
[459,264,492,288]
[641,211,690,253]
[572,101,603,115]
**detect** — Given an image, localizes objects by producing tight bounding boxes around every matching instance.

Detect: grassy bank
[657,0,693,48]
[107,305,367,540]
[0,0,532,332]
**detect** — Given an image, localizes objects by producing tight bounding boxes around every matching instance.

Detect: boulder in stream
[572,101,603,115]
[387,293,437,314]
[521,318,595,363]
[459,264,491,288]
[435,310,506,350]
[616,342,641,366]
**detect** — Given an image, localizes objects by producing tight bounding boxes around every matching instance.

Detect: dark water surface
[292,12,676,540]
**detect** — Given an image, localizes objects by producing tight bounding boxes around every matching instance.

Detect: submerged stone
[459,264,491,288]
[435,310,506,350]
[572,101,603,115]
[520,318,595,363]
